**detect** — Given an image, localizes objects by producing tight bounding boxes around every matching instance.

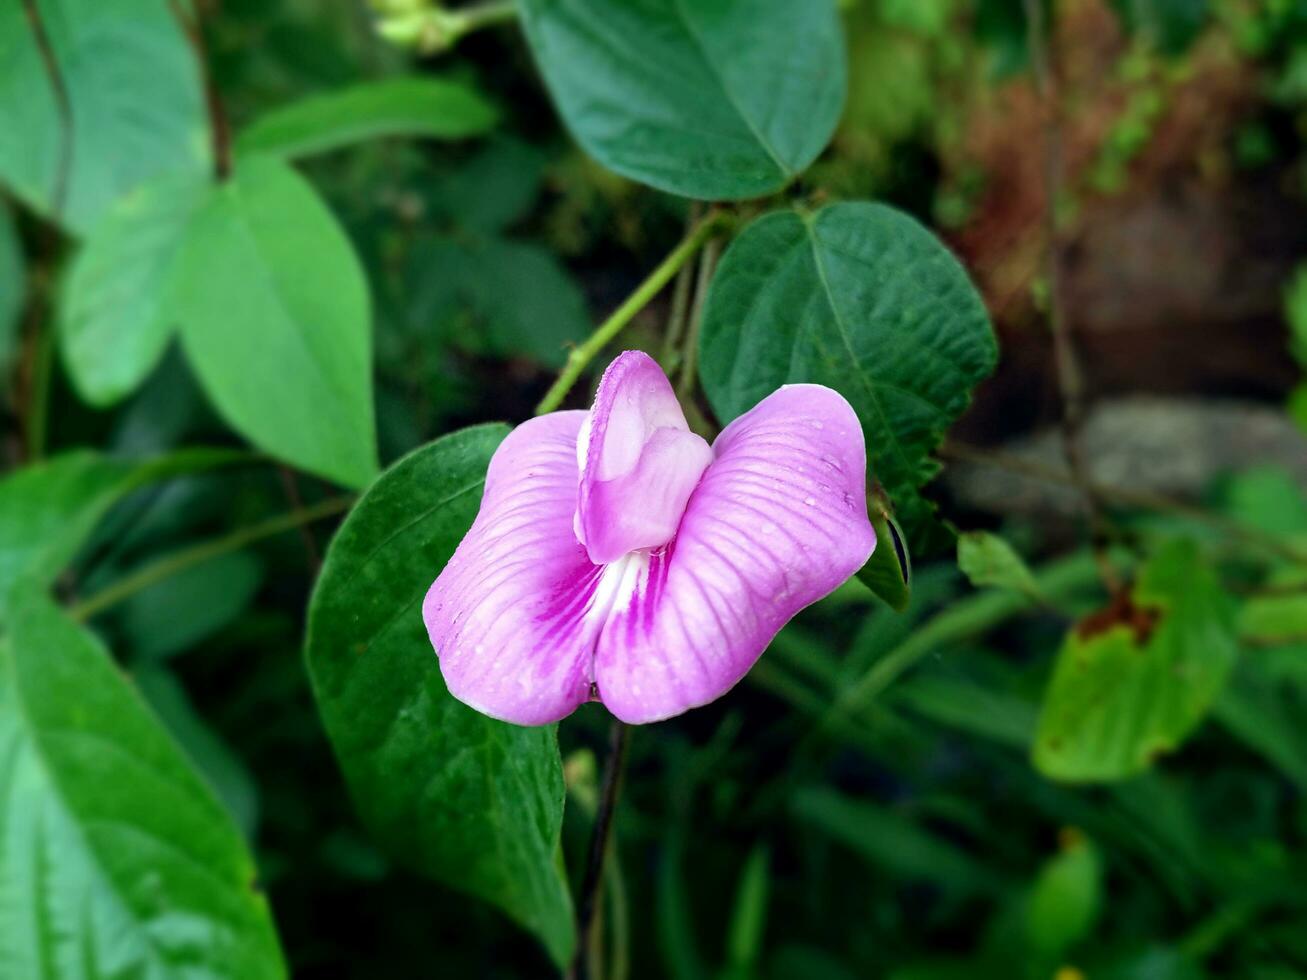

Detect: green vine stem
[536,211,732,416]
[70,495,353,622]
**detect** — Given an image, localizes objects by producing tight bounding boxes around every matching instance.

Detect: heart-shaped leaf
[305,424,574,967]
[699,202,997,541]
[517,0,846,200]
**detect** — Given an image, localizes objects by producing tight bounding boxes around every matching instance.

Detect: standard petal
[425,411,603,725]
[594,385,877,723]
[576,350,712,565]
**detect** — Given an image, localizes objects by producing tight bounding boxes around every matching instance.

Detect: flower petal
[576,351,712,565]
[594,384,877,723]
[424,411,602,725]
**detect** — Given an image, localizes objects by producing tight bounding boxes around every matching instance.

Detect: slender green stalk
[675,235,721,401]
[658,204,703,372]
[70,496,353,621]
[536,212,731,416]
[813,550,1111,733]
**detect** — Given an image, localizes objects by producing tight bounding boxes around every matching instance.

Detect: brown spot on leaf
[1075,589,1162,645]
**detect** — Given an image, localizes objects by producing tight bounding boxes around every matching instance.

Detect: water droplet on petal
[804,496,817,506]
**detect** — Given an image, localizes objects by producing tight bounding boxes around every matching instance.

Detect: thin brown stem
[939,440,1307,565]
[569,719,631,980]
[278,466,322,574]
[1023,0,1118,591]
[170,0,232,179]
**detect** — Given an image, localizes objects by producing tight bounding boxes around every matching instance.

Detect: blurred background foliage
[3,0,1307,977]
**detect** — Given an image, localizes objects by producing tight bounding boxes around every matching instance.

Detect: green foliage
[171,157,378,487]
[0,203,22,389]
[2,0,1305,975]
[305,425,574,966]
[723,845,771,978]
[1109,0,1211,55]
[59,174,209,405]
[0,448,240,609]
[234,77,498,160]
[132,663,262,839]
[698,203,997,543]
[117,549,263,661]
[1024,834,1102,961]
[858,502,913,611]
[0,586,284,978]
[957,531,1042,602]
[517,0,846,200]
[0,0,208,236]
[1034,540,1239,782]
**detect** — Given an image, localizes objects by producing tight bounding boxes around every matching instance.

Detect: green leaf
[790,787,999,894]
[59,174,209,405]
[725,845,771,975]
[431,137,546,235]
[171,156,378,488]
[1033,539,1238,782]
[0,447,243,610]
[118,550,263,660]
[305,424,574,966]
[699,203,997,537]
[0,202,23,385]
[0,0,209,236]
[957,531,1042,602]
[517,0,846,199]
[0,587,284,977]
[1288,383,1307,435]
[856,501,912,611]
[411,236,590,368]
[132,664,261,839]
[235,77,497,160]
[1025,834,1101,960]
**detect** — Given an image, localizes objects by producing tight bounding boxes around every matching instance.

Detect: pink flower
[424,351,876,725]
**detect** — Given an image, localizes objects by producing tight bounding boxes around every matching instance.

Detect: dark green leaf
[0,448,243,610]
[856,502,912,611]
[0,0,209,235]
[305,424,574,966]
[517,0,846,199]
[432,137,546,234]
[59,174,209,405]
[171,156,378,487]
[133,664,261,839]
[0,587,284,977]
[1033,539,1238,782]
[1108,0,1210,55]
[791,787,999,894]
[119,550,263,660]
[699,203,997,537]
[235,77,498,160]
[0,203,23,386]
